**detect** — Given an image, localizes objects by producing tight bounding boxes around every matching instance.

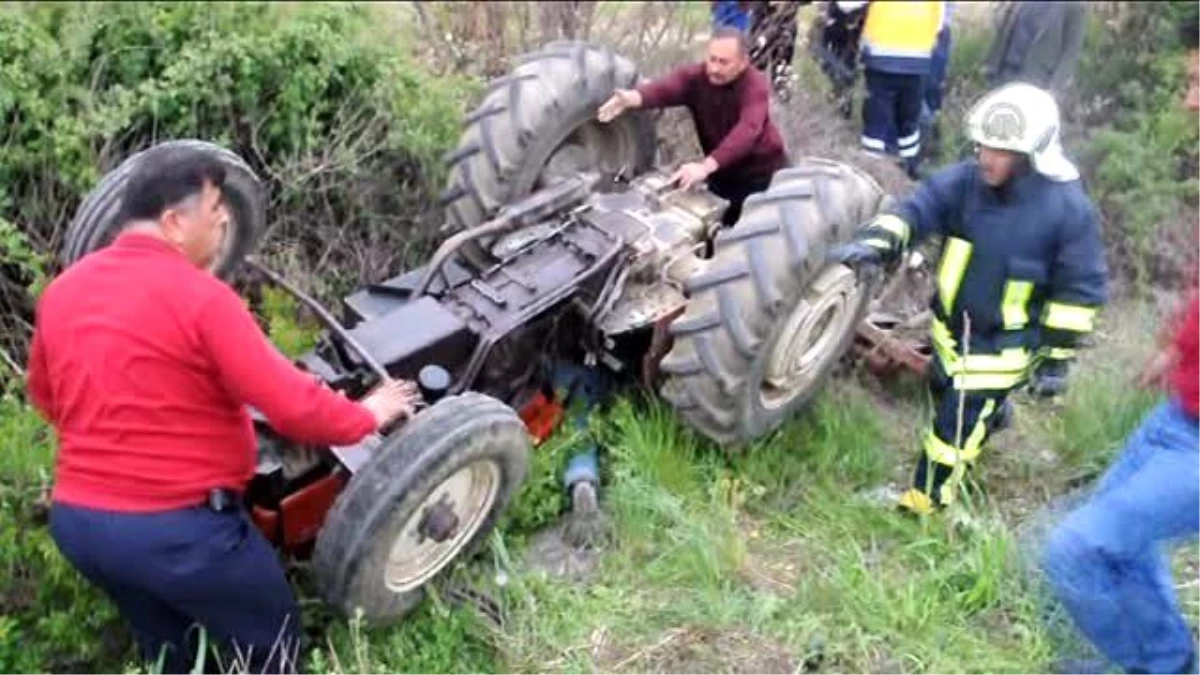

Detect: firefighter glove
[826,241,885,270]
[1029,358,1070,398]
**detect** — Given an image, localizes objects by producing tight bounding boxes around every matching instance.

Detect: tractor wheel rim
[761,264,861,410]
[535,118,636,190]
[384,459,501,594]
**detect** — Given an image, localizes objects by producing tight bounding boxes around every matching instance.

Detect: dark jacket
[983,1,1087,94]
[861,161,1108,384]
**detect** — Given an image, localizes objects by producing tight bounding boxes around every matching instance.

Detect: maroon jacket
[636,63,789,182]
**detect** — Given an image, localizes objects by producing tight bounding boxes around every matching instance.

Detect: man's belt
[205,488,242,513]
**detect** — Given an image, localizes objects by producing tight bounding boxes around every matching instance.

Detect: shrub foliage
[0,1,476,369]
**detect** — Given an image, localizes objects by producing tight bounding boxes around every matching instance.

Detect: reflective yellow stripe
[923,399,996,466]
[937,237,972,316]
[1042,347,1076,360]
[871,214,911,246]
[1043,302,1097,332]
[862,237,893,251]
[931,320,1031,390]
[952,370,1028,390]
[931,317,957,353]
[1001,280,1034,330]
[931,321,1030,374]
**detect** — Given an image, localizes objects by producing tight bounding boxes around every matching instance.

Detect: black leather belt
[205,488,241,513]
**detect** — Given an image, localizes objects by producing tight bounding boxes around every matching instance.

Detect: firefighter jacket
[858,160,1109,391]
[858,0,944,75]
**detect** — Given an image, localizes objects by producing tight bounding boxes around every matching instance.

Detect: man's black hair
[710,25,751,57]
[118,145,227,224]
[1181,8,1199,50]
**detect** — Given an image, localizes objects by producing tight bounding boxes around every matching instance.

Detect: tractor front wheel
[312,392,530,625]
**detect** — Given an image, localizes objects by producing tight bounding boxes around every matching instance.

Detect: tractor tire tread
[440,41,655,271]
[312,392,530,626]
[61,139,264,279]
[658,158,887,448]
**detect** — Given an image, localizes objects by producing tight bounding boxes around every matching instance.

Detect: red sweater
[1169,290,1198,418]
[26,232,377,512]
[637,63,788,181]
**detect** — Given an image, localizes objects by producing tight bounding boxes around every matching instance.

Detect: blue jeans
[1042,400,1199,674]
[49,502,302,673]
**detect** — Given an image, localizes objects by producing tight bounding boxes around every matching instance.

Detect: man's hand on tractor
[671,158,718,190]
[597,88,643,123]
[1029,359,1070,398]
[361,378,423,429]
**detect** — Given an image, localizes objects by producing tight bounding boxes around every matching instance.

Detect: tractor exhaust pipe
[244,257,391,381]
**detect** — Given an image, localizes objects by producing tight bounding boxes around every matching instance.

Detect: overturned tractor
[59,41,923,626]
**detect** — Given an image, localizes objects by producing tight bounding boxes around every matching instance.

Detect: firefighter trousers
[911,361,1013,506]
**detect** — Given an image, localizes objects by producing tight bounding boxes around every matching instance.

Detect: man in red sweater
[1039,25,1199,674]
[26,145,418,673]
[597,27,790,227]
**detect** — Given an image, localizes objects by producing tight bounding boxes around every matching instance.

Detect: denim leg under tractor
[1042,400,1200,674]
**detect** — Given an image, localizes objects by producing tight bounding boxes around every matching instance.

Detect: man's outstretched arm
[597,63,701,122]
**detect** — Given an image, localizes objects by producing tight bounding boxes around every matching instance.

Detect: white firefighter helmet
[965,82,1080,182]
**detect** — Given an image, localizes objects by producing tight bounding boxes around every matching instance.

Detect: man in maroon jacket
[598,27,790,227]
[26,145,418,673]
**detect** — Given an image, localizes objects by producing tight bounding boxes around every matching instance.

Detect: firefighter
[828,82,1109,514]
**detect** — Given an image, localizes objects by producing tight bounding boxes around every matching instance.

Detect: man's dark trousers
[49,501,302,674]
[708,172,774,228]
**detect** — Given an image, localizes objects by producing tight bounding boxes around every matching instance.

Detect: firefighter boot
[898,457,956,515]
[987,398,1014,434]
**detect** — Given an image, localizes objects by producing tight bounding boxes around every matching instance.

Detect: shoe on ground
[897,488,935,515]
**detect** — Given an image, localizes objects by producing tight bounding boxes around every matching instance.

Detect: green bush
[1068,3,1199,289]
[0,394,131,673]
[0,1,477,360]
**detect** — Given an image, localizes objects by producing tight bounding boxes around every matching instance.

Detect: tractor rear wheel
[439,41,657,269]
[60,140,266,279]
[312,392,530,625]
[659,157,887,447]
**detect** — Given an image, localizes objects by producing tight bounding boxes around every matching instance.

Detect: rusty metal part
[852,249,935,378]
[852,319,932,378]
[245,256,390,381]
[596,280,687,335]
[641,305,686,389]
